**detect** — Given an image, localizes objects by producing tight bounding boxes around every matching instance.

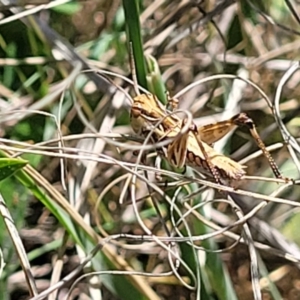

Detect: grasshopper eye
[131,105,142,118]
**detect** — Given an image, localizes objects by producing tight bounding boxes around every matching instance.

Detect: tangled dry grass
[1,1,300,299]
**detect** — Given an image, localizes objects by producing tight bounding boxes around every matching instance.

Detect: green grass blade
[0,158,27,181]
[123,0,147,89]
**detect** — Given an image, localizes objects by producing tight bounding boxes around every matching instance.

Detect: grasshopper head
[130,94,166,134]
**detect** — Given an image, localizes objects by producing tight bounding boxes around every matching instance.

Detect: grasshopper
[130,92,285,185]
[127,43,284,184]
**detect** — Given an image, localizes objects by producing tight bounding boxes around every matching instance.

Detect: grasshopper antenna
[129,42,140,96]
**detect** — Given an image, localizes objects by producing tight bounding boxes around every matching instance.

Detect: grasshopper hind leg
[189,123,223,185]
[232,113,287,181]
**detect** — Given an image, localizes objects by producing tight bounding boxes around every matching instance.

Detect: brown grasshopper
[130,92,285,185]
[127,42,284,185]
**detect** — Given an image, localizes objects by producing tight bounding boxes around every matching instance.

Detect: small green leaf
[145,54,167,104]
[0,158,28,181]
[51,2,82,15]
